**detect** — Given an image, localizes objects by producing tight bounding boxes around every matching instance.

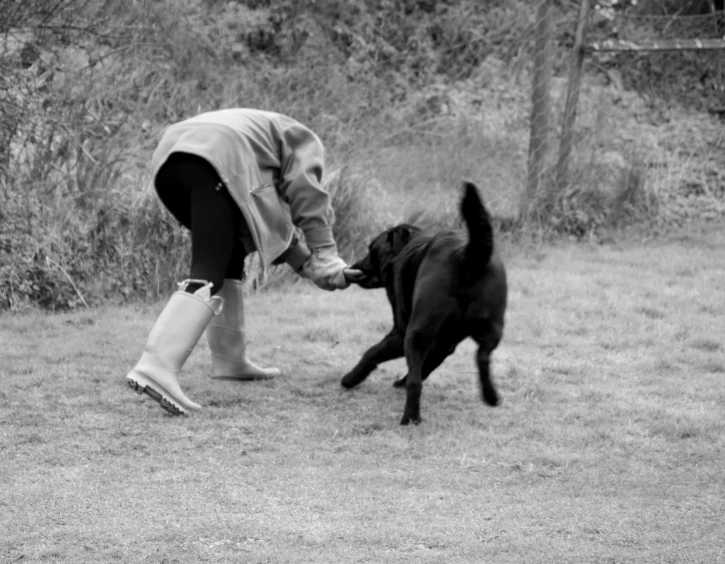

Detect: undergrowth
[1,0,723,309]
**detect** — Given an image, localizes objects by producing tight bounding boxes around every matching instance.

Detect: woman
[126,108,355,415]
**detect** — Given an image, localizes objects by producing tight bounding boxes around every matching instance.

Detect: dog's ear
[388,225,415,253]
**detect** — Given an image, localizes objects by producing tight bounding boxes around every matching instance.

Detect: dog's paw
[340,373,359,389]
[392,375,407,388]
[400,412,422,425]
[483,387,500,407]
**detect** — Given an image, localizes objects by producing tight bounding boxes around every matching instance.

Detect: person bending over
[126,108,355,414]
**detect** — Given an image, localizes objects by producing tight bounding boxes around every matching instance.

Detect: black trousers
[155,153,247,295]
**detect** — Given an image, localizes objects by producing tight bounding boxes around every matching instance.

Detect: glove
[300,245,350,291]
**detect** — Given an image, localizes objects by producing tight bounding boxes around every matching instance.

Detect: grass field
[2,225,725,563]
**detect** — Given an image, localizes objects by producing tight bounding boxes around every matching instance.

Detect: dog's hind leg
[475,347,499,406]
[341,329,404,389]
[470,322,503,407]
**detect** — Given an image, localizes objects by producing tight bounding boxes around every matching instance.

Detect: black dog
[343,181,507,425]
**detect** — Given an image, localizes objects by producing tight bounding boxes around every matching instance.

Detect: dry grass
[2,225,725,563]
[346,116,526,225]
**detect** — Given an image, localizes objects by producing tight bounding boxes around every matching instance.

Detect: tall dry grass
[1,0,723,310]
[1,0,540,309]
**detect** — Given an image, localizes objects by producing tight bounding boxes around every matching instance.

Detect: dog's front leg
[341,329,404,389]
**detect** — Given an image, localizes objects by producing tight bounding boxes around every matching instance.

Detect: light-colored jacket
[151,108,336,269]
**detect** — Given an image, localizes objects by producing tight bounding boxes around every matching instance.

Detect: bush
[1,0,721,309]
[528,156,659,239]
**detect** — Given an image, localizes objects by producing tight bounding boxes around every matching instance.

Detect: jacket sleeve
[278,122,337,250]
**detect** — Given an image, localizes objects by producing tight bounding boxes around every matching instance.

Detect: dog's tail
[461,181,494,273]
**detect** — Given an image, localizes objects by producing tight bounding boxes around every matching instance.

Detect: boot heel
[208,279,280,380]
[126,374,186,415]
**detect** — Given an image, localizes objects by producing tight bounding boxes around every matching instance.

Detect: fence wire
[524,0,725,235]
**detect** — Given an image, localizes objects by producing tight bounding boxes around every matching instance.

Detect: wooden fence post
[556,0,592,193]
[521,0,553,223]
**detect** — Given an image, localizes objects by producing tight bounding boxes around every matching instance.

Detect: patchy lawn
[2,226,724,563]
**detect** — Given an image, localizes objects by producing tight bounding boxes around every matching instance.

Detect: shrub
[1,0,722,309]
[529,155,659,239]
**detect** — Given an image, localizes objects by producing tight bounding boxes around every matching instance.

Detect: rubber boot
[207,279,281,380]
[126,288,222,414]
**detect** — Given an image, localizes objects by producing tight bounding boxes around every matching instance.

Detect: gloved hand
[300,245,350,291]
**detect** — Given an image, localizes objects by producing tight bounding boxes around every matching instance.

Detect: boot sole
[126,375,190,415]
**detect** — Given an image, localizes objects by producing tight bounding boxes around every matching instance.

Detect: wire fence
[522,0,725,235]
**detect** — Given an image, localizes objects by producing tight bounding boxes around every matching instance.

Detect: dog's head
[345,224,421,289]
